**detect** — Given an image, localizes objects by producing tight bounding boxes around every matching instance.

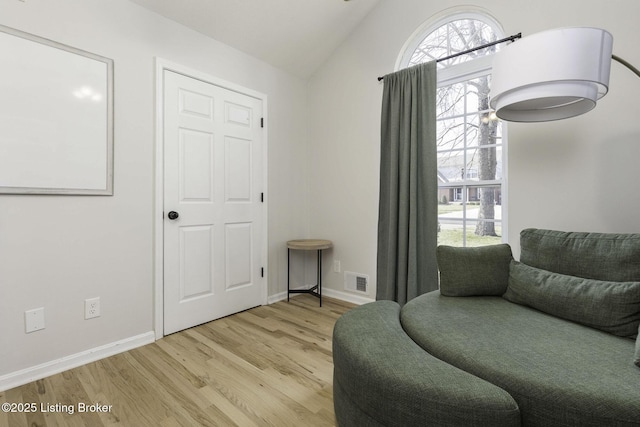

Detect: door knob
[167,211,179,220]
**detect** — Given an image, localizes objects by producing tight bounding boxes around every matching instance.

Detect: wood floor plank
[0,296,354,427]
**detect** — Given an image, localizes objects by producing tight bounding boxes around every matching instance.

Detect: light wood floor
[0,296,355,427]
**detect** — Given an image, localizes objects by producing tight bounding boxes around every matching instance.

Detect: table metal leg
[287,248,290,302]
[317,249,322,307]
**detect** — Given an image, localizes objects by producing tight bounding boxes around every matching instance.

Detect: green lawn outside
[438,227,503,247]
[437,202,502,247]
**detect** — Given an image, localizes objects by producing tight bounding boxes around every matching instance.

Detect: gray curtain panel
[376,61,439,305]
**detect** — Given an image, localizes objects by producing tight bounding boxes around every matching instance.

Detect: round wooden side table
[287,239,333,306]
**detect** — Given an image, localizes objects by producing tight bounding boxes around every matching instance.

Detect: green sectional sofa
[333,229,640,426]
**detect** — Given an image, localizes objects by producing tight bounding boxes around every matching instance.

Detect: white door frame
[154,58,268,339]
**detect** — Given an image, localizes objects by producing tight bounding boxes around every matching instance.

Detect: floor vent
[345,271,369,294]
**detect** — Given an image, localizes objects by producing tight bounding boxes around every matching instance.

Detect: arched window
[399,12,507,247]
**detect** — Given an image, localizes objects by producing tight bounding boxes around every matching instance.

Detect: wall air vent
[344,271,369,294]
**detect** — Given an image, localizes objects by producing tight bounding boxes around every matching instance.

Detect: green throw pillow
[504,261,640,338]
[437,244,513,297]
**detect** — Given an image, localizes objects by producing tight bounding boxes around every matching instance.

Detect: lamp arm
[612,54,640,79]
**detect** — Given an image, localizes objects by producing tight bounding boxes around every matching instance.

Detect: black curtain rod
[377,32,522,81]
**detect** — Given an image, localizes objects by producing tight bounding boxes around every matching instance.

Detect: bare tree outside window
[407,18,505,246]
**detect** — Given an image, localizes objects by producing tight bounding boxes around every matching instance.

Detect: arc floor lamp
[490,27,640,122]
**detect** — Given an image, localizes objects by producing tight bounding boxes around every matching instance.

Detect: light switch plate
[25,307,45,333]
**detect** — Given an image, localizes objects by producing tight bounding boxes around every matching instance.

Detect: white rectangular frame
[0,24,114,195]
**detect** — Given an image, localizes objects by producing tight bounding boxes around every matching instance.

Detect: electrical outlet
[25,307,45,333]
[85,297,100,319]
[334,260,341,273]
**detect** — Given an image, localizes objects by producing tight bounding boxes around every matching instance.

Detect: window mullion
[462,81,468,247]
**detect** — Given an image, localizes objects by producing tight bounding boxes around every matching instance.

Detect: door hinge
[261,117,264,128]
[261,267,264,278]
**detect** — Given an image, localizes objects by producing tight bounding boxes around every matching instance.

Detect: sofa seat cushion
[333,300,520,427]
[401,292,640,427]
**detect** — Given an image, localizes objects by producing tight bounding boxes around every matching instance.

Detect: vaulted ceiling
[129,0,382,78]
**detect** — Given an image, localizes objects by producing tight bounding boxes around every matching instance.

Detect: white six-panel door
[163,70,264,335]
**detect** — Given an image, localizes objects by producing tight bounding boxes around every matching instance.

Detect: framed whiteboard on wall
[0,24,114,195]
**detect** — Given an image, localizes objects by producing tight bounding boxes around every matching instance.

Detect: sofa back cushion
[437,244,513,296]
[504,261,640,338]
[520,228,640,282]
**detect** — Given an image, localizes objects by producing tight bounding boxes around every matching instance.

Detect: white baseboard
[268,291,288,304]
[0,331,155,392]
[322,288,375,305]
[267,287,374,306]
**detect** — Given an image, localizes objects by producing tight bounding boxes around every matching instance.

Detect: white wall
[307,0,640,300]
[0,0,309,384]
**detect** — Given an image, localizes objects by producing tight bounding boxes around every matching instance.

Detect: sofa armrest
[437,244,513,296]
[332,300,520,427]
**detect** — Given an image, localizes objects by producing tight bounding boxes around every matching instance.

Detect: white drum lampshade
[489,27,613,122]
